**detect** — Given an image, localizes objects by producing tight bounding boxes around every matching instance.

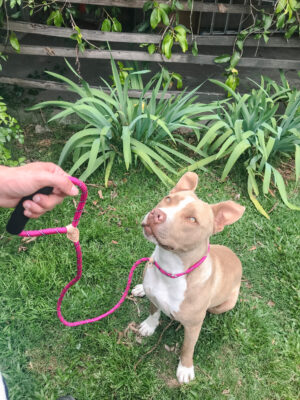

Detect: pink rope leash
[17,176,147,327]
[18,176,209,327]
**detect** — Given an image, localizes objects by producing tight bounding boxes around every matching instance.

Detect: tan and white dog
[132,172,245,384]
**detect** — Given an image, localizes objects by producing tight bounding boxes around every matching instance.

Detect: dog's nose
[149,208,166,224]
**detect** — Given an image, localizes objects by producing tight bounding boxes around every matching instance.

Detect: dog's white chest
[143,247,187,317]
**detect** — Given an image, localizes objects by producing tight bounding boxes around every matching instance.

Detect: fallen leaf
[252,292,263,299]
[249,246,257,251]
[110,190,118,200]
[107,180,117,187]
[122,178,127,184]
[164,344,175,352]
[22,236,37,243]
[73,199,77,208]
[268,188,275,197]
[98,190,104,199]
[165,378,180,388]
[267,300,275,307]
[111,240,118,244]
[234,193,241,200]
[222,388,230,395]
[92,200,98,206]
[86,183,101,188]
[18,246,27,252]
[243,280,252,289]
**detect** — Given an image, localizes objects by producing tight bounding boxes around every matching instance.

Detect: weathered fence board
[1,44,299,69]
[3,21,299,48]
[0,76,221,98]
[55,0,270,14]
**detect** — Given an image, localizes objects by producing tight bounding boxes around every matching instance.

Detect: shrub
[30,58,218,186]
[0,96,25,166]
[183,77,300,218]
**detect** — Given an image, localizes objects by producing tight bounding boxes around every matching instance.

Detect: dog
[132,172,245,384]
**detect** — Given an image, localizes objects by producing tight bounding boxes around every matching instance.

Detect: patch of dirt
[26,348,61,375]
[277,159,295,182]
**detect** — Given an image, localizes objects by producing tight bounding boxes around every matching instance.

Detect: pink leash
[18,176,210,327]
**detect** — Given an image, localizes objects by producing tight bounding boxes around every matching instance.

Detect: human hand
[0,162,79,218]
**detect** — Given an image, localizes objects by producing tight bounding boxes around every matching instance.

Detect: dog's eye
[165,196,171,203]
[188,217,197,223]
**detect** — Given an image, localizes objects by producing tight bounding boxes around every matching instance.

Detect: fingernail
[71,185,79,195]
[24,209,32,217]
[33,195,40,203]
[23,202,30,210]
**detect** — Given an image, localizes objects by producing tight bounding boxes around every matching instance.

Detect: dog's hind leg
[139,303,161,337]
[208,286,240,314]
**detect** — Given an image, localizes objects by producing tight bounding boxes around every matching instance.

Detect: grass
[0,124,299,400]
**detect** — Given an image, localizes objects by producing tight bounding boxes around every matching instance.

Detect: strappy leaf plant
[182,77,300,218]
[29,58,218,186]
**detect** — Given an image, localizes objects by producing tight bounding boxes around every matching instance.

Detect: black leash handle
[6,186,53,235]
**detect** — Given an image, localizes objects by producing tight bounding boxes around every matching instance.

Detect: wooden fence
[0,0,299,94]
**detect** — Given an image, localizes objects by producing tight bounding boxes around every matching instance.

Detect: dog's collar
[148,244,210,279]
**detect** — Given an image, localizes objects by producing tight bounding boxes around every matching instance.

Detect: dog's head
[142,172,245,253]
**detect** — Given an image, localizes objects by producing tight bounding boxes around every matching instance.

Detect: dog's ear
[211,201,245,233]
[170,172,198,194]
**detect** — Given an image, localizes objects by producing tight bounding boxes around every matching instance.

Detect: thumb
[40,172,79,197]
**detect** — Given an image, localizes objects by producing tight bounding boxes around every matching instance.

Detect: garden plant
[184,75,300,218]
[29,57,218,186]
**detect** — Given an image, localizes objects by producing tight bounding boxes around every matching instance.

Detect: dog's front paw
[176,361,195,384]
[139,312,160,336]
[132,284,145,297]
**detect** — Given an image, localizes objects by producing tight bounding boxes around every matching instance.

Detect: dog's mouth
[142,223,174,251]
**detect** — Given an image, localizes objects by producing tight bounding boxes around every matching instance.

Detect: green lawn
[0,126,299,400]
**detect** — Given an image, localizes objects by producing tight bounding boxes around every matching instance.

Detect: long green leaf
[46,71,86,97]
[209,129,233,153]
[247,175,270,219]
[85,138,101,178]
[216,136,236,159]
[272,168,300,210]
[69,151,91,175]
[132,148,174,186]
[80,152,111,181]
[110,55,125,116]
[28,100,74,111]
[131,138,177,174]
[247,166,259,196]
[154,142,194,164]
[149,115,175,143]
[221,139,251,181]
[105,152,116,187]
[122,126,132,170]
[59,128,101,165]
[295,144,300,182]
[197,120,228,150]
[263,162,272,195]
[180,154,218,174]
